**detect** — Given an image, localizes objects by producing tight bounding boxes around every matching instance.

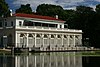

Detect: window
[11,21,13,26]
[0,21,2,27]
[5,22,7,26]
[19,21,22,26]
[60,25,62,28]
[49,24,57,28]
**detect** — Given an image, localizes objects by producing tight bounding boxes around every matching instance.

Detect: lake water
[0,51,100,67]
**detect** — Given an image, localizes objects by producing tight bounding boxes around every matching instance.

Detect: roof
[13,13,65,22]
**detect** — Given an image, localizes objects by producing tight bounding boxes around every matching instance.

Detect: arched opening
[36,34,41,38]
[28,34,34,47]
[57,35,62,47]
[36,34,41,47]
[75,36,79,46]
[50,35,55,48]
[51,35,54,38]
[69,35,74,46]
[44,34,48,38]
[58,35,61,38]
[63,35,68,47]
[20,34,27,47]
[43,34,49,48]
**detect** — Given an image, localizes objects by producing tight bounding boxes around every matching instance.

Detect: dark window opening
[0,22,2,27]
[19,21,22,26]
[34,22,41,26]
[42,23,48,27]
[64,24,68,28]
[5,22,7,26]
[24,21,33,26]
[11,21,13,26]
[49,24,57,28]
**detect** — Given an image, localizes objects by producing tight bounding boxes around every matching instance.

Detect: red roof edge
[13,13,65,22]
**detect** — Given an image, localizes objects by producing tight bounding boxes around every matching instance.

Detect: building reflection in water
[15,52,82,67]
[0,54,15,67]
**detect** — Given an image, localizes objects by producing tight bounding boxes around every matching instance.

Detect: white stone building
[0,13,82,50]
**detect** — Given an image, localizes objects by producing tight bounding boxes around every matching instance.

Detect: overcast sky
[5,0,100,12]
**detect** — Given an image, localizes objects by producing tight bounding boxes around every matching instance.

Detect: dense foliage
[15,4,32,14]
[0,0,10,17]
[36,4,65,19]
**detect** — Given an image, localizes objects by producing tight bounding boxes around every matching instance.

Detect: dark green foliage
[15,4,32,14]
[0,0,10,17]
[95,4,100,13]
[36,4,65,19]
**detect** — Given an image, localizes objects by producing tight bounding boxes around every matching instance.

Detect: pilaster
[26,33,29,47]
[67,35,70,46]
[34,33,36,47]
[73,35,76,46]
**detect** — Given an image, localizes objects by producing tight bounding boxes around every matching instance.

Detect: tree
[64,10,76,28]
[75,6,95,29]
[15,4,32,14]
[0,0,10,17]
[75,6,98,47]
[95,4,100,13]
[36,4,65,20]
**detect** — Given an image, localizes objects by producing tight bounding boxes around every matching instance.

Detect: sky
[5,0,100,12]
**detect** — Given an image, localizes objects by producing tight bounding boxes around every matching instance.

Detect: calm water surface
[0,52,100,67]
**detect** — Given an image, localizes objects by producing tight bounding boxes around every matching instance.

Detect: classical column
[41,34,44,47]
[41,34,44,48]
[15,33,18,47]
[32,34,35,47]
[34,33,36,47]
[62,35,64,46]
[79,35,82,46]
[55,34,57,47]
[48,34,51,50]
[73,35,76,47]
[26,33,29,47]
[67,35,70,47]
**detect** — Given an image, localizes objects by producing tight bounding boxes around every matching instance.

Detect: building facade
[0,13,82,50]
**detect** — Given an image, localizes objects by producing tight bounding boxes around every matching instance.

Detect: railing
[16,26,82,32]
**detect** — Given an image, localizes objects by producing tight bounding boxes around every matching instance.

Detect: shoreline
[0,47,100,53]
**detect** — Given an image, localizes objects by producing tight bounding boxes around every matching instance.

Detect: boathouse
[0,13,82,51]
